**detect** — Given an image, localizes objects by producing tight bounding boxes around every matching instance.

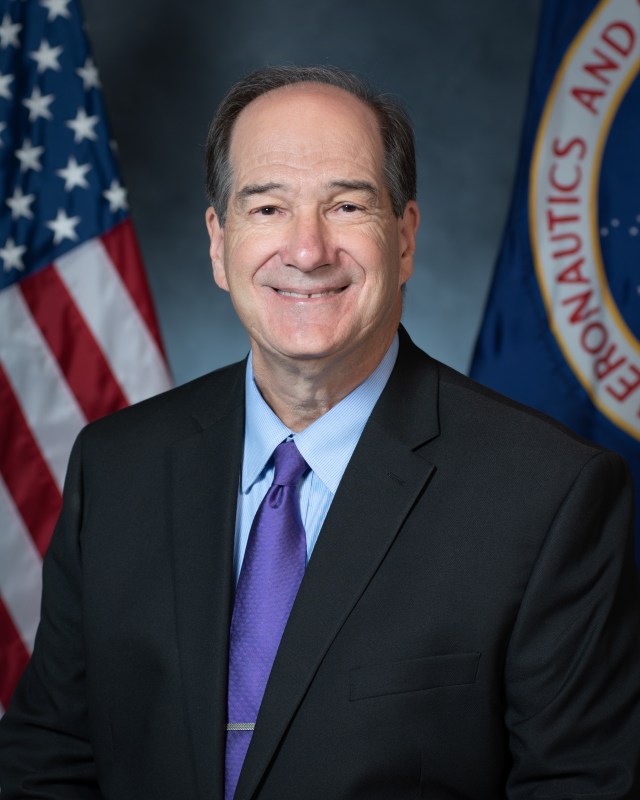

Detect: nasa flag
[471,0,640,557]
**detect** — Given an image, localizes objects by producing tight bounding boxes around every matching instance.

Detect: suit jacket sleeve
[0,430,103,797]
[505,450,640,797]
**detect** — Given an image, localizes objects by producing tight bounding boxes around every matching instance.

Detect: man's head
[205,65,417,227]
[204,66,420,395]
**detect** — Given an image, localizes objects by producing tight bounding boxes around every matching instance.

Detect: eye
[339,203,360,213]
[256,206,278,216]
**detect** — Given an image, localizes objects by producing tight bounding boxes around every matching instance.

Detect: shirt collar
[242,334,398,494]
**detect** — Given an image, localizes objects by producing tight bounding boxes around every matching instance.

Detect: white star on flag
[66,107,99,142]
[76,57,100,90]
[23,85,55,122]
[46,208,81,244]
[56,155,91,190]
[15,138,44,171]
[6,186,36,219]
[40,0,71,21]
[0,237,27,271]
[0,0,173,723]
[0,71,13,99]
[30,39,63,73]
[0,14,22,49]
[103,179,128,212]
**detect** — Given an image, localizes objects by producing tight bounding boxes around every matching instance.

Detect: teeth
[277,289,342,299]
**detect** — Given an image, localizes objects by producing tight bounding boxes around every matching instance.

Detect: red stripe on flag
[0,364,61,557]
[101,220,167,358]
[20,265,129,422]
[0,598,31,710]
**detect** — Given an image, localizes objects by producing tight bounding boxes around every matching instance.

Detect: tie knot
[272,440,308,487]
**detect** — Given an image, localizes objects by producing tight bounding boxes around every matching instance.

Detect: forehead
[228,83,384,182]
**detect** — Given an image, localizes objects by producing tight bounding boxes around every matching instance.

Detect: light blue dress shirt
[233,334,399,584]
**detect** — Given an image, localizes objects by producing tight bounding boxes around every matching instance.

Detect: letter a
[557,257,589,284]
[571,86,605,115]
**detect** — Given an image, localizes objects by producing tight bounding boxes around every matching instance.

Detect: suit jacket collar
[234,327,441,800]
[169,360,246,798]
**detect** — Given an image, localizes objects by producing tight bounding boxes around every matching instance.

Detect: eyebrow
[234,179,380,206]
[328,180,379,201]
[235,183,285,203]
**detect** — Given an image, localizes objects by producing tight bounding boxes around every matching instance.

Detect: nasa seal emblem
[530,0,640,439]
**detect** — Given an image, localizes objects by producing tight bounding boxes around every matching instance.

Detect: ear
[205,207,229,291]
[397,200,420,285]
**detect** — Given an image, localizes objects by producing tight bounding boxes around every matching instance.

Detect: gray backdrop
[80,0,542,386]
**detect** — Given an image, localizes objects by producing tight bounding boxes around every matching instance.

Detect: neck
[251,332,396,432]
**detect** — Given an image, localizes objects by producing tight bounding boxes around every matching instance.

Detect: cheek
[227,231,281,280]
[351,225,401,277]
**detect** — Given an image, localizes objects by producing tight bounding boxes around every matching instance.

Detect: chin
[276,325,340,353]
[267,338,345,364]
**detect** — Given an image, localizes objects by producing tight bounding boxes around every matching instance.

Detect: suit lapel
[169,365,245,799]
[235,331,441,800]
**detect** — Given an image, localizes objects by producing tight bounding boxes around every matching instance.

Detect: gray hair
[205,65,416,226]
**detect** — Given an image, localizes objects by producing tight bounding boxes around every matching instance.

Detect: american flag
[0,0,172,712]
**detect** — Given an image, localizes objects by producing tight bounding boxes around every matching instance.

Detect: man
[1,65,639,799]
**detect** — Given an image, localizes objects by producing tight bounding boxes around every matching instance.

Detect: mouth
[274,287,347,299]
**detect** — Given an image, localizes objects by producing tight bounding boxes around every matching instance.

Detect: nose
[281,209,333,272]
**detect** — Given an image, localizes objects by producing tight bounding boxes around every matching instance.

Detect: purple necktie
[225,439,308,800]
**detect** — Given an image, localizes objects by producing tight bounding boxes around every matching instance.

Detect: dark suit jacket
[1,329,640,799]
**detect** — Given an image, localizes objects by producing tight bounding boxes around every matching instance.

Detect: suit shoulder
[435,359,620,469]
[421,360,633,542]
[79,358,245,450]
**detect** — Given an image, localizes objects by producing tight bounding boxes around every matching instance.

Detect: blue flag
[471,0,640,558]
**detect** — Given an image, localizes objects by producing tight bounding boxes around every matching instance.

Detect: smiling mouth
[275,287,346,299]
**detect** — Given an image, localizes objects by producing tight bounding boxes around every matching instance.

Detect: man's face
[206,83,419,379]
